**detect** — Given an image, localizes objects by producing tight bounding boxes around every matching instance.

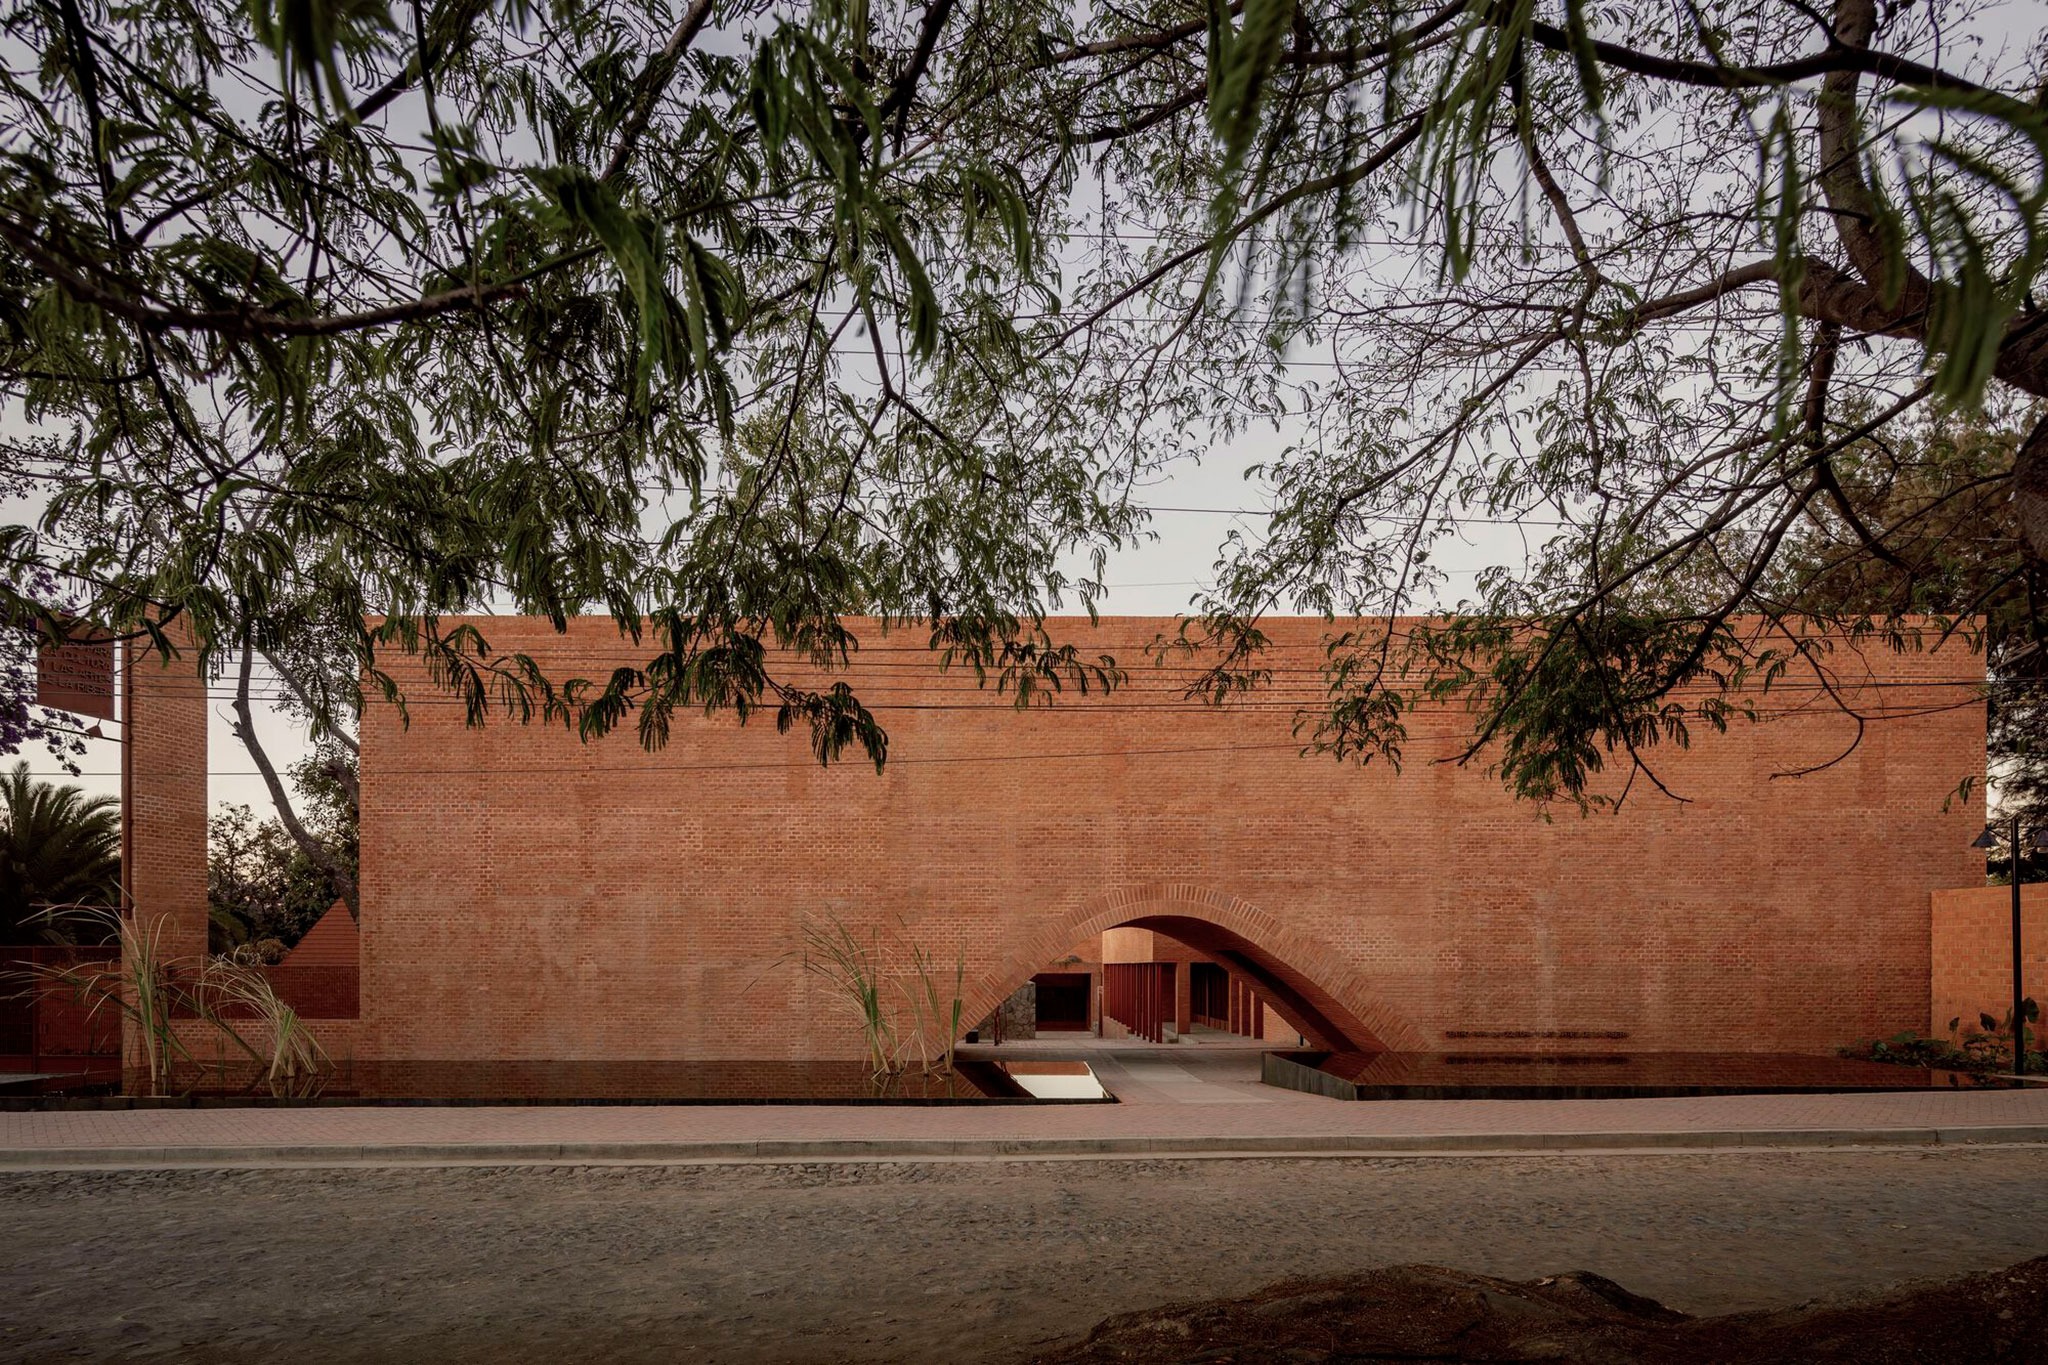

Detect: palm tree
[0,762,119,942]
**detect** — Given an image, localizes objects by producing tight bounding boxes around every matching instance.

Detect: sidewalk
[7,1041,2048,1168]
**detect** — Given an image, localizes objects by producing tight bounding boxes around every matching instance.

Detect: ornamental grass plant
[14,904,331,1096]
[797,916,968,1082]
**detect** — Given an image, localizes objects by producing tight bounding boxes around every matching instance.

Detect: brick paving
[5,1043,2048,1164]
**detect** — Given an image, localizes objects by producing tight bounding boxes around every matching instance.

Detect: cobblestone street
[4,1147,2046,1362]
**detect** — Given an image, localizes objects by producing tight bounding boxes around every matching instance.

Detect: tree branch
[1814,0,1932,316]
[231,648,359,919]
[600,0,719,184]
[1078,82,1205,143]
[1057,115,1426,345]
[1518,12,2032,119]
[1042,13,1216,65]
[256,647,360,761]
[0,217,532,339]
[878,0,956,141]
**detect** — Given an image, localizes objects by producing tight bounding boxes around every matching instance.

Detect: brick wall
[356,616,1984,1061]
[165,1015,361,1069]
[123,624,208,962]
[122,623,207,1069]
[1931,884,2048,1035]
[263,966,361,1020]
[1265,1004,1300,1046]
[0,947,122,1062]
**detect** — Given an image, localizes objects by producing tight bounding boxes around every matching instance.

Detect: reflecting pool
[0,1057,1118,1108]
[1263,1050,2026,1100]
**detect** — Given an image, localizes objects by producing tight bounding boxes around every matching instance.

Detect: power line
[36,713,1972,781]
[135,671,1999,703]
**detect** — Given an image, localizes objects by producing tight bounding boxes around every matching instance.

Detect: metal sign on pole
[34,628,116,721]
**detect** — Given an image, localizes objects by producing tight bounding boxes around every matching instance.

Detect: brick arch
[967,883,1426,1053]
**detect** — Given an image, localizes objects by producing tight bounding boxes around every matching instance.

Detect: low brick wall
[0,947,121,1065]
[1930,884,2048,1035]
[264,966,360,1020]
[157,964,360,1023]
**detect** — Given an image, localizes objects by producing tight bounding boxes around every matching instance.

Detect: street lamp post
[1972,816,2046,1076]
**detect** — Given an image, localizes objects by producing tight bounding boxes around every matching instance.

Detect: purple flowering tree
[0,563,88,776]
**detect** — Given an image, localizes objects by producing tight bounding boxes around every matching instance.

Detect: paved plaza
[5,1040,2048,1167]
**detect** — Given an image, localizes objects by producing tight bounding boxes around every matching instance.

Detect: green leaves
[246,0,398,111]
[1891,85,2048,408]
[747,19,943,361]
[1556,0,1604,135]
[37,0,2048,807]
[1407,614,1761,808]
[525,164,735,408]
[1205,0,1295,190]
[0,0,1126,784]
[1415,0,1537,282]
[960,167,1034,275]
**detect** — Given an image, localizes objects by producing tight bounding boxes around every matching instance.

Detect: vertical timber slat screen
[1191,961,1266,1040]
[1104,962,1176,1042]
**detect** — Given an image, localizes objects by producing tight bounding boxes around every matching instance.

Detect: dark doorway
[1190,961,1231,1027]
[1032,972,1092,1031]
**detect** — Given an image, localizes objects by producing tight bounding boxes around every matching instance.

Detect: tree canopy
[1765,411,2048,825]
[3,0,2044,807]
[207,753,356,954]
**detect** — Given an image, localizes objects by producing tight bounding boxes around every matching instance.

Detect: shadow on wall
[1116,915,1383,1052]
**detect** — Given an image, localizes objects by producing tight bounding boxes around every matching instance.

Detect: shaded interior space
[985,924,1317,1050]
[1031,972,1092,1031]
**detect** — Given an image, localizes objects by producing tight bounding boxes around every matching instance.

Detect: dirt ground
[2,1148,2046,1362]
[1037,1258,2048,1363]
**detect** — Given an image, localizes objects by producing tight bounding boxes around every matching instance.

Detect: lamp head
[1973,827,2002,850]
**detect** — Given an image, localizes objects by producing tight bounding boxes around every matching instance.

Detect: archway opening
[969,896,1398,1055]
[1090,924,1292,1047]
[1113,915,1378,1052]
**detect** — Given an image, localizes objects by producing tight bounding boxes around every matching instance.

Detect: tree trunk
[230,647,360,920]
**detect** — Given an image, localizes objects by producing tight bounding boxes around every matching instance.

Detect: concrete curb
[5,1125,2048,1168]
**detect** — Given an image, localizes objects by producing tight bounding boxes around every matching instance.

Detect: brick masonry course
[333,616,1986,1063]
[1931,882,2048,1035]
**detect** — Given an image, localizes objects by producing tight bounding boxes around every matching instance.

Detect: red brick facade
[352,616,1985,1061]
[123,626,209,960]
[1930,884,2048,1036]
[281,902,359,968]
